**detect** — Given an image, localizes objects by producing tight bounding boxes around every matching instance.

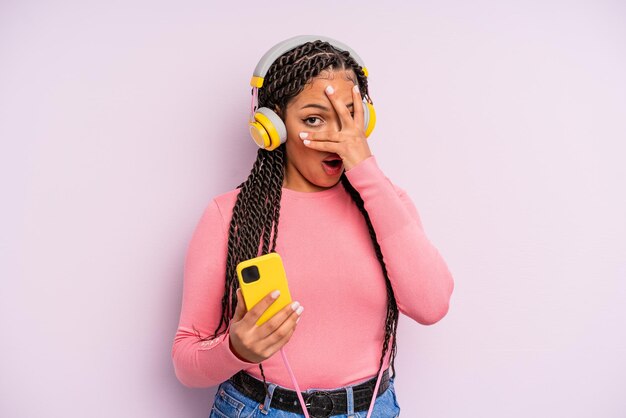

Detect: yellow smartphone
[236,252,292,326]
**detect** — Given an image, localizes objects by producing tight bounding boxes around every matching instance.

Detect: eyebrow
[300,103,354,112]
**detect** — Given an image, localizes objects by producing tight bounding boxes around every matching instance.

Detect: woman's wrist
[229,333,253,363]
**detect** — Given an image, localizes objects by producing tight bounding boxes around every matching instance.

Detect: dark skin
[280,69,373,192]
[229,288,302,363]
[229,69,373,362]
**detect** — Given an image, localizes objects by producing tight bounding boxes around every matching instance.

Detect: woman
[172,35,455,418]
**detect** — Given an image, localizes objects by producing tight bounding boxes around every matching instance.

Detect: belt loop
[345,385,356,417]
[260,382,277,415]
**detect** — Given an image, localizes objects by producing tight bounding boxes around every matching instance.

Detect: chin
[317,176,342,188]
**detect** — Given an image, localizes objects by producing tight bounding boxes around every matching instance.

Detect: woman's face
[279,69,357,192]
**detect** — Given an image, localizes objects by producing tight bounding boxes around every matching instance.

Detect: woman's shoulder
[207,186,242,223]
[213,186,241,204]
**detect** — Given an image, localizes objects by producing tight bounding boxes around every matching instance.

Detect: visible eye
[303,117,323,127]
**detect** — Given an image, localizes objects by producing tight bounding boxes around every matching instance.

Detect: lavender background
[1,1,625,417]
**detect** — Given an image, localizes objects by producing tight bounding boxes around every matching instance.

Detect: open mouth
[322,153,343,175]
[322,157,343,175]
[323,159,342,168]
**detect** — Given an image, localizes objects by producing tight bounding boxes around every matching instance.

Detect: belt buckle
[304,390,334,418]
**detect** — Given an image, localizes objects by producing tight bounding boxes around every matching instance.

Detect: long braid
[340,174,399,379]
[195,40,396,399]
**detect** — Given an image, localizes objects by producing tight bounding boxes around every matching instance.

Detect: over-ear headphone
[248,34,376,151]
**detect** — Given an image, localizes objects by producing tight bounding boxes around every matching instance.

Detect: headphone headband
[250,34,368,88]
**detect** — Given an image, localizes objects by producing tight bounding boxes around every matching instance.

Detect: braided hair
[197,39,399,395]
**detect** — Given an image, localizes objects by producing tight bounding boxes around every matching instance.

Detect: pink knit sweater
[171,155,454,390]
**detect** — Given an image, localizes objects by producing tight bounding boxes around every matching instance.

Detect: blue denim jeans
[209,376,401,418]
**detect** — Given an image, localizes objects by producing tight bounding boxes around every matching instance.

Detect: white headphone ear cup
[255,107,287,146]
[362,98,370,132]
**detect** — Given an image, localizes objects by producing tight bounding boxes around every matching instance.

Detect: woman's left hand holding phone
[229,288,304,363]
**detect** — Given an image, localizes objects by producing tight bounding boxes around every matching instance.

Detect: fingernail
[325,85,334,94]
[295,306,304,315]
[353,84,359,94]
[291,301,300,311]
[299,132,308,139]
[271,290,280,299]
[303,139,310,145]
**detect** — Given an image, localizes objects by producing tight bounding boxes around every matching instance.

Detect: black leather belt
[228,368,390,417]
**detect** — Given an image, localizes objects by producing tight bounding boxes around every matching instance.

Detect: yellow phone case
[236,252,292,326]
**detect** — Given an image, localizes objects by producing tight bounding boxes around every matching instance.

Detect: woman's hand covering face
[298,83,372,171]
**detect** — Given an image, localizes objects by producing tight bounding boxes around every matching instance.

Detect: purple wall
[1,1,625,416]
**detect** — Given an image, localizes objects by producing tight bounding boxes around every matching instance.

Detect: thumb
[231,288,246,322]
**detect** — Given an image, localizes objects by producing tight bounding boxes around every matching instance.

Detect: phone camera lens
[242,265,260,283]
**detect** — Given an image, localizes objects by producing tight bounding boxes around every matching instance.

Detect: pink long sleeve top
[171,154,454,390]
